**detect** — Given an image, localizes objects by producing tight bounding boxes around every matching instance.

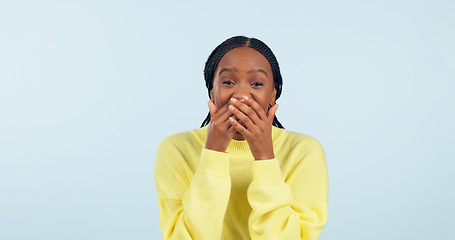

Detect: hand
[228,96,279,160]
[205,100,237,153]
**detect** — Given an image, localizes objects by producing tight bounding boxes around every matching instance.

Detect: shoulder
[273,127,324,154]
[273,128,327,183]
[155,129,204,196]
[157,130,193,149]
[157,127,206,152]
[155,127,207,169]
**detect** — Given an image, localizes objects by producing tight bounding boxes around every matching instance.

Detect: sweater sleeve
[247,141,328,240]
[155,140,231,240]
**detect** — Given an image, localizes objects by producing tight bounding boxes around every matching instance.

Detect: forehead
[216,47,272,72]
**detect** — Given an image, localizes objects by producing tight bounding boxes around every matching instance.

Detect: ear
[210,89,214,102]
[270,87,277,106]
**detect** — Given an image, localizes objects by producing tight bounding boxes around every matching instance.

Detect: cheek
[252,92,272,112]
[213,88,231,108]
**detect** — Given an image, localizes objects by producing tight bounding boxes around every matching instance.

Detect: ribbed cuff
[251,159,282,186]
[198,148,230,178]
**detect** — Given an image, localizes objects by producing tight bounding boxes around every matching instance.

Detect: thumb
[267,104,279,123]
[208,101,218,118]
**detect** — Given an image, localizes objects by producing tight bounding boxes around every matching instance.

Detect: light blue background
[1,0,454,239]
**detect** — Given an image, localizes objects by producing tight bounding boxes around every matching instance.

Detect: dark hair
[200,36,284,129]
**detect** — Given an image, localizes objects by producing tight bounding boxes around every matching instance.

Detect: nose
[232,84,252,100]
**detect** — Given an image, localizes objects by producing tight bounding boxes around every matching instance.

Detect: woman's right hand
[205,100,236,152]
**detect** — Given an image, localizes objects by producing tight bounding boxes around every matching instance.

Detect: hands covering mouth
[205,96,279,160]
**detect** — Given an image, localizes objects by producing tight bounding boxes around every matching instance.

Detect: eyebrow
[218,67,268,76]
[219,67,237,75]
[248,68,268,76]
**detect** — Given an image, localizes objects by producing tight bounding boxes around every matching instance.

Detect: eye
[252,82,263,87]
[222,80,235,85]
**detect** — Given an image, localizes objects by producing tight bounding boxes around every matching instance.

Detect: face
[210,47,277,114]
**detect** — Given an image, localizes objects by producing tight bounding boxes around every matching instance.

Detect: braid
[200,112,211,128]
[201,36,285,129]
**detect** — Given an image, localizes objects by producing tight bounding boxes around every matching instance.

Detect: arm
[228,96,328,239]
[155,142,231,240]
[247,142,328,240]
[155,100,237,239]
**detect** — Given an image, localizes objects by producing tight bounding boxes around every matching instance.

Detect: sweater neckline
[193,125,284,160]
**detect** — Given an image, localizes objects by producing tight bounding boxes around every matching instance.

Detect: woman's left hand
[228,96,279,160]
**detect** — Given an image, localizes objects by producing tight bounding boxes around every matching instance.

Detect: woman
[154,36,328,239]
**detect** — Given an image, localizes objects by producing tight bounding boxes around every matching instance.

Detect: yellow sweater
[154,126,328,239]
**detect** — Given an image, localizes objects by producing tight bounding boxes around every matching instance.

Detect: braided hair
[200,36,284,129]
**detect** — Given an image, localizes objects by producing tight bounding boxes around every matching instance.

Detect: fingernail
[243,96,249,100]
[231,98,237,103]
[229,105,234,111]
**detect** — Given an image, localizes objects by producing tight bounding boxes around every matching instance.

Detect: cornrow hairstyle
[200,36,284,129]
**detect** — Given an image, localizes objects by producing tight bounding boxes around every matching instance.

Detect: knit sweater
[154,126,328,240]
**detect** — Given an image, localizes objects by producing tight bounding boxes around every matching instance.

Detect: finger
[216,106,235,125]
[267,104,279,123]
[209,101,232,120]
[241,96,267,120]
[211,103,236,130]
[213,97,240,117]
[208,101,218,118]
[232,98,261,124]
[227,124,237,137]
[229,116,250,138]
[229,104,257,129]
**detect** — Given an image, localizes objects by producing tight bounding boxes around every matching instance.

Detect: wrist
[205,142,228,153]
[253,151,275,161]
